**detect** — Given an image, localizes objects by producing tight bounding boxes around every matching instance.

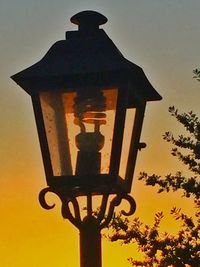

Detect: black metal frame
[39,186,136,267]
[124,101,146,191]
[33,83,144,265]
[31,84,145,194]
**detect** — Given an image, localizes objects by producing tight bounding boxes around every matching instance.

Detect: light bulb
[73,91,106,175]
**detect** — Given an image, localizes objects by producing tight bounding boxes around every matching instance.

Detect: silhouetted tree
[107,74,200,266]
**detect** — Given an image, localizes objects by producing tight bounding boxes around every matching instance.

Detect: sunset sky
[1,1,200,266]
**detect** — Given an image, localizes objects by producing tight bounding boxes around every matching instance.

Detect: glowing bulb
[73,91,106,175]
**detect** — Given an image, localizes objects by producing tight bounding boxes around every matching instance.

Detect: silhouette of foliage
[139,107,200,199]
[193,68,200,81]
[107,72,200,266]
[109,207,199,266]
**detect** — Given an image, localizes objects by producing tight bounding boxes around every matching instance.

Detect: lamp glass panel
[119,108,136,179]
[39,92,73,176]
[39,88,118,176]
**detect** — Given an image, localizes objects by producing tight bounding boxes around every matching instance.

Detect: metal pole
[80,216,101,267]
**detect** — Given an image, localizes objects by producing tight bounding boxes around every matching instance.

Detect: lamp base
[39,187,136,267]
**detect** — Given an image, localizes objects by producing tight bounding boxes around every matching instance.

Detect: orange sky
[1,1,200,266]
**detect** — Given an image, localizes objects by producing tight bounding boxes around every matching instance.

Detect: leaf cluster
[108,208,199,266]
[139,106,200,200]
[193,68,200,81]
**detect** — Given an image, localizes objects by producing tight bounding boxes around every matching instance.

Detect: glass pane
[40,92,73,176]
[119,108,136,179]
[40,88,118,176]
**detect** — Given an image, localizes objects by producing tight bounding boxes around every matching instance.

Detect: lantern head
[11,11,161,195]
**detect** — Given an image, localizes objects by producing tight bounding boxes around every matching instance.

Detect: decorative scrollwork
[96,193,109,223]
[61,196,82,228]
[39,187,82,228]
[39,187,56,210]
[120,194,136,216]
[100,193,136,229]
[39,187,136,231]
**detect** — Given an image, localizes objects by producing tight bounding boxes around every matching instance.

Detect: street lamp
[11,10,161,267]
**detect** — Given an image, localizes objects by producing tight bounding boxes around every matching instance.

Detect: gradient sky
[1,0,200,266]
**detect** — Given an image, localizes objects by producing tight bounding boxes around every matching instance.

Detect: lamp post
[11,10,161,267]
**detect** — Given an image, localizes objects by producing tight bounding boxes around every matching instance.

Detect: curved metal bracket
[39,187,56,210]
[39,187,136,231]
[39,187,82,228]
[100,193,136,229]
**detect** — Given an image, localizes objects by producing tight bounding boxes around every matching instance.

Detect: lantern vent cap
[70,10,108,32]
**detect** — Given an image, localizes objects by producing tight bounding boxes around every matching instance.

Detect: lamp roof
[11,11,161,102]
